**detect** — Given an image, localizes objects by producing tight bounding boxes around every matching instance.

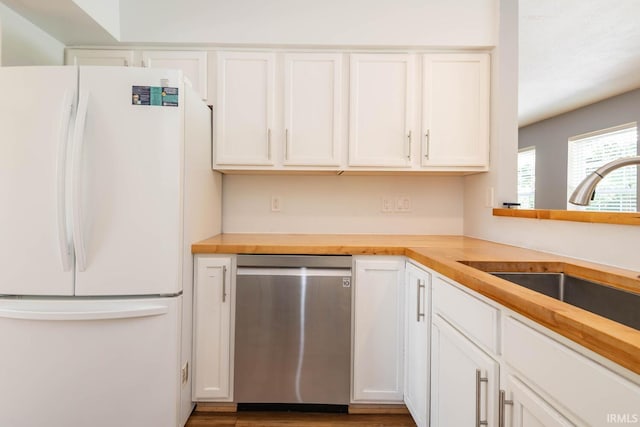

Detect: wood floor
[186,410,417,426]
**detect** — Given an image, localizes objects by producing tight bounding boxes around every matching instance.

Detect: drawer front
[503,315,640,424]
[432,276,499,353]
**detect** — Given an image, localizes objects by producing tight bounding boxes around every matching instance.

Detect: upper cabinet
[214,51,276,166]
[349,54,415,168]
[213,51,343,170]
[212,50,490,173]
[65,48,208,101]
[141,51,208,101]
[66,49,136,67]
[283,53,343,167]
[421,53,490,168]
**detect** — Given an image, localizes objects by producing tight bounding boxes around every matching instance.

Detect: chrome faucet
[569,156,640,206]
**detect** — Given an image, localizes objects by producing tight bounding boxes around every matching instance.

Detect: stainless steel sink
[491,272,640,330]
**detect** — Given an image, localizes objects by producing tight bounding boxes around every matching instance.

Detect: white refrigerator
[0,66,221,427]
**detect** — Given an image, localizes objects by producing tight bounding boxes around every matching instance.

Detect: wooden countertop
[193,234,640,376]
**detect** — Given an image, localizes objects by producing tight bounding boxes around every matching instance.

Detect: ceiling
[3,0,640,127]
[519,0,640,126]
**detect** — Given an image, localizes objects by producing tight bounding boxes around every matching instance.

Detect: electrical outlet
[395,196,412,212]
[381,197,394,213]
[485,187,495,208]
[271,196,282,212]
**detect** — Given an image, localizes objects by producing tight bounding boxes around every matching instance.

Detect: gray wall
[519,88,640,210]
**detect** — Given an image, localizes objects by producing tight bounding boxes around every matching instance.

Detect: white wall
[119,0,497,47]
[222,175,464,234]
[72,0,120,39]
[0,2,63,65]
[463,0,640,272]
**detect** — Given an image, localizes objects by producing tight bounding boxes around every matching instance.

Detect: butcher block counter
[192,234,640,375]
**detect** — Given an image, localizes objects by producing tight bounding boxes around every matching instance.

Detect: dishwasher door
[234,255,352,405]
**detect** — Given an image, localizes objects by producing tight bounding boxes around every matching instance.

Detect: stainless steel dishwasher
[234,255,352,405]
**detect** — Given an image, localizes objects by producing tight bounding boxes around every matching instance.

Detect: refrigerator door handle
[56,90,75,272]
[71,91,90,272]
[0,304,169,321]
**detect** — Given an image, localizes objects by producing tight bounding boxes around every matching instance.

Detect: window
[517,147,536,209]
[567,123,638,212]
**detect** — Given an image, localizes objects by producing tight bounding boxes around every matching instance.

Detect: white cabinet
[352,256,405,402]
[427,266,640,427]
[215,51,275,166]
[349,54,415,167]
[430,275,500,427]
[502,374,574,427]
[283,53,343,166]
[192,255,234,401]
[65,48,208,100]
[404,261,430,427]
[141,50,208,100]
[213,51,342,169]
[502,315,640,426]
[65,48,135,66]
[430,314,499,427]
[421,53,490,168]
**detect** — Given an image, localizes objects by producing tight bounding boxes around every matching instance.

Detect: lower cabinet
[430,314,499,426]
[502,373,574,427]
[502,315,640,426]
[404,261,430,427]
[352,256,405,402]
[192,255,235,401]
[188,252,640,424]
[429,269,640,427]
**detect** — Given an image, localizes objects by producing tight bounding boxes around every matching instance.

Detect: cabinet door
[502,374,574,427]
[142,50,208,100]
[404,262,430,427]
[421,53,489,167]
[352,257,405,402]
[193,256,234,401]
[430,315,498,427]
[215,51,275,166]
[349,54,415,167]
[283,53,343,166]
[65,48,136,66]
[503,315,640,425]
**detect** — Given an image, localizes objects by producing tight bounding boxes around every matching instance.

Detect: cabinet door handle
[499,389,514,427]
[267,128,272,160]
[416,279,426,322]
[407,131,412,160]
[476,369,489,427]
[424,130,430,159]
[222,265,227,303]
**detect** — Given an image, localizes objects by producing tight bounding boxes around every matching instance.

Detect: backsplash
[222,174,464,234]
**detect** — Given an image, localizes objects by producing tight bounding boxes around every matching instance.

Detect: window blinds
[517,147,536,209]
[567,123,638,212]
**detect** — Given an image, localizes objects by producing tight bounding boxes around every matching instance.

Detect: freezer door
[72,67,184,296]
[0,66,77,296]
[0,296,182,427]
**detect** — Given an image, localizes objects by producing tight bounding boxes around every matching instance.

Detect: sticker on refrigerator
[132,86,179,107]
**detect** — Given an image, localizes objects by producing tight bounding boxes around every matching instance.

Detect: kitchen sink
[491,272,640,330]
[458,261,640,331]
